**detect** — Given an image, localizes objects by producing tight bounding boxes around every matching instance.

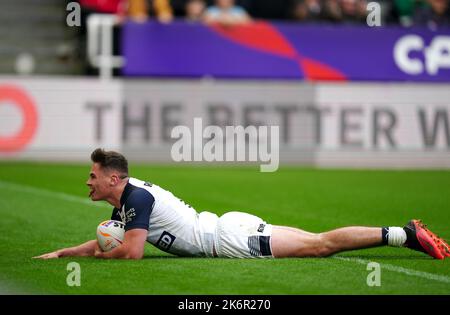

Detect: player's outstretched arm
[94,229,147,260]
[33,240,98,259]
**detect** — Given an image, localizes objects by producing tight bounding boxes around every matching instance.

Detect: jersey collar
[119,179,133,207]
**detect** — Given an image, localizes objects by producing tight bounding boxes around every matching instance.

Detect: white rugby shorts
[214,211,274,258]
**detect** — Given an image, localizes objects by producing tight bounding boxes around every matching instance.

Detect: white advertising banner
[0,77,122,160]
[314,83,450,167]
[0,77,449,167]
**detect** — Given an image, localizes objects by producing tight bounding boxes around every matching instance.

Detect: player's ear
[110,173,120,186]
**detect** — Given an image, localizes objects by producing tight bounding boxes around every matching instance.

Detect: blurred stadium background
[0,0,450,295]
[0,0,449,166]
[0,0,449,165]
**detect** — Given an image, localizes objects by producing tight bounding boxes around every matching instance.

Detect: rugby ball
[96,220,125,252]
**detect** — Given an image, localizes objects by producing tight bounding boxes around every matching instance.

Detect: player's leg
[270,220,450,259]
[271,225,316,237]
[270,225,382,258]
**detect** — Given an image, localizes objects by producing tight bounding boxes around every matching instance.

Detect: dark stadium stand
[0,0,83,75]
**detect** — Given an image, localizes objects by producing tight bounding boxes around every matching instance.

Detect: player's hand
[33,251,60,259]
[94,242,104,258]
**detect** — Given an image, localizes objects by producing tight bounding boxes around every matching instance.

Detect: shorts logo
[156,231,176,251]
[257,224,265,233]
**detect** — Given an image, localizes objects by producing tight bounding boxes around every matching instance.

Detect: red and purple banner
[121,20,450,82]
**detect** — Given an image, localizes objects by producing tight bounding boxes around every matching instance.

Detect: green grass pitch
[0,162,449,294]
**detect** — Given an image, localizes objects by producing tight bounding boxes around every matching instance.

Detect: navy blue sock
[381,227,389,245]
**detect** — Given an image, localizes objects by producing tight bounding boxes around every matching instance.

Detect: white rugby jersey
[111,177,218,257]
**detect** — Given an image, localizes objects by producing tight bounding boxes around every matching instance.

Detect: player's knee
[313,234,335,257]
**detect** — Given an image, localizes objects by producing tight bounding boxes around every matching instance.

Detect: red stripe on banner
[208,21,346,81]
[299,58,347,81]
[208,21,297,58]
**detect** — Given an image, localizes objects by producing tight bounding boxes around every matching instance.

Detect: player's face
[86,163,113,201]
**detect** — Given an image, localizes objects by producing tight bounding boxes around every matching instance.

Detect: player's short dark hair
[91,148,128,177]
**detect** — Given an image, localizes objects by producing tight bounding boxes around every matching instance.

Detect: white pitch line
[334,256,450,284]
[0,180,109,208]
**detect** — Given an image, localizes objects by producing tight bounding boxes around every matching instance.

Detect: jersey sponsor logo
[156,231,176,251]
[118,206,126,223]
[125,208,136,223]
[117,206,137,224]
[257,224,265,233]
